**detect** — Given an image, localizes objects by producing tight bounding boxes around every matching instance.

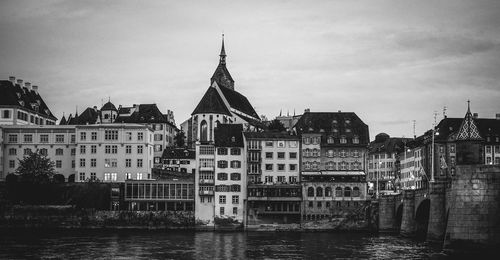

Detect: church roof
[0,80,57,120]
[219,86,260,119]
[191,87,232,116]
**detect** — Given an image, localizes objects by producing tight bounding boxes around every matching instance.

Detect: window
[352,187,360,197]
[91,132,97,140]
[9,160,15,168]
[230,184,241,192]
[137,159,143,168]
[353,136,359,144]
[233,207,238,215]
[105,145,111,154]
[137,145,143,154]
[335,187,343,197]
[232,195,239,204]
[24,134,33,143]
[316,187,323,197]
[8,148,16,155]
[8,134,18,143]
[56,134,64,143]
[71,160,75,168]
[217,172,228,180]
[219,195,226,204]
[79,172,85,181]
[288,152,297,159]
[56,160,62,168]
[91,145,97,154]
[344,187,351,197]
[230,173,241,180]
[124,145,131,154]
[327,136,334,144]
[200,146,215,155]
[230,148,241,155]
[265,176,273,183]
[307,187,314,197]
[277,176,285,183]
[80,145,86,154]
[24,148,31,155]
[217,148,228,155]
[125,132,133,141]
[340,136,347,144]
[137,132,144,141]
[200,120,208,142]
[126,159,131,167]
[303,137,310,144]
[265,152,273,159]
[137,173,143,180]
[265,164,273,171]
[2,110,11,118]
[265,141,273,147]
[325,187,332,197]
[289,176,297,183]
[80,132,86,141]
[79,158,86,167]
[40,134,49,143]
[40,148,48,156]
[91,172,96,181]
[277,152,285,159]
[71,134,75,143]
[91,158,97,167]
[327,161,335,170]
[340,150,347,157]
[277,164,285,171]
[289,164,297,171]
[230,161,241,168]
[218,160,228,168]
[111,145,117,154]
[220,207,225,215]
[200,158,214,168]
[105,130,118,140]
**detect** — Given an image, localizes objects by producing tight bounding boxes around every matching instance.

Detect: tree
[267,119,286,132]
[174,130,186,147]
[15,150,56,183]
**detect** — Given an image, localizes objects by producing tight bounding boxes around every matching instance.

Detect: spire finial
[467,100,471,113]
[220,33,226,64]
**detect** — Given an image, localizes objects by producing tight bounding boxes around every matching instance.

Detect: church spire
[220,34,226,65]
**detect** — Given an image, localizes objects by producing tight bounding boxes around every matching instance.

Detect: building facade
[293,112,369,221]
[74,124,154,182]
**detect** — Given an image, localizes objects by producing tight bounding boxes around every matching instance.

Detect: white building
[0,125,76,180]
[74,124,154,182]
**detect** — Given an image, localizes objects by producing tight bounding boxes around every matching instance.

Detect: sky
[1,0,499,139]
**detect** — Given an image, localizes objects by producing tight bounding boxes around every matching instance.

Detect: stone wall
[444,165,500,250]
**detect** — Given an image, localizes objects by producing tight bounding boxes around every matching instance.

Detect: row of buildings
[1,37,499,227]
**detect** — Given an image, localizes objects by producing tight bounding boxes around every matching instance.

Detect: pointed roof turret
[59,114,67,125]
[456,100,482,140]
[211,34,235,90]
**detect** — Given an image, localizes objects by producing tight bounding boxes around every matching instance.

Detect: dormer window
[18,100,24,106]
[340,136,347,144]
[327,136,334,144]
[353,136,359,144]
[231,136,236,142]
[16,93,21,99]
[345,119,351,125]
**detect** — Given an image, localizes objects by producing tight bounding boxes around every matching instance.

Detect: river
[0,230,466,259]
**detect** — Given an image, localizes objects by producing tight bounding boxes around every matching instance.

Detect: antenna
[443,106,447,118]
[433,111,438,127]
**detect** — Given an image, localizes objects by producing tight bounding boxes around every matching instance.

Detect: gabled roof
[219,86,260,119]
[293,112,370,144]
[59,115,67,125]
[115,104,175,126]
[214,124,244,147]
[65,107,100,125]
[368,134,412,154]
[191,87,231,116]
[0,80,57,120]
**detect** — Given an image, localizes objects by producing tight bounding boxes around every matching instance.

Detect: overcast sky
[1,0,499,139]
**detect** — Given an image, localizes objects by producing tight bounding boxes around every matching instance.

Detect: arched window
[344,187,352,197]
[353,187,360,197]
[316,187,323,197]
[307,187,314,197]
[215,120,220,128]
[39,148,48,156]
[325,187,332,197]
[327,161,335,170]
[200,120,208,142]
[335,187,343,197]
[217,172,228,181]
[305,161,311,170]
[327,136,334,144]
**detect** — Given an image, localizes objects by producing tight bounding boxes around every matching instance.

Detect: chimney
[24,82,31,89]
[9,76,15,84]
[93,106,98,112]
[32,85,38,94]
[473,113,478,119]
[16,79,23,85]
[496,113,500,120]
[304,108,310,113]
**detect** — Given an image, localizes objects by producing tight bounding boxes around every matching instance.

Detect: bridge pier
[400,190,415,237]
[378,195,396,232]
[427,181,446,241]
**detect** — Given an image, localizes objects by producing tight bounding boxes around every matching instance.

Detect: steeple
[211,34,235,90]
[220,34,226,65]
[457,100,482,140]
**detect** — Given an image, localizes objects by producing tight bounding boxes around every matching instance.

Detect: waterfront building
[293,111,369,221]
[0,125,76,181]
[244,131,302,225]
[0,77,57,126]
[398,136,426,190]
[74,124,154,182]
[213,124,246,223]
[367,133,410,196]
[160,147,196,174]
[191,36,262,226]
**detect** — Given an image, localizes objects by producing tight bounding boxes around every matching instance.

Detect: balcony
[199,179,214,185]
[198,190,214,196]
[248,146,262,151]
[199,166,214,171]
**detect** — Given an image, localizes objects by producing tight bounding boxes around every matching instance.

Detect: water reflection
[0,230,451,259]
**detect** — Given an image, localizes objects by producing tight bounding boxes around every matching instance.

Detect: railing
[199,179,214,185]
[198,190,214,196]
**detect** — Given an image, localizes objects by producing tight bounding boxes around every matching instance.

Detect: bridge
[377,165,500,250]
